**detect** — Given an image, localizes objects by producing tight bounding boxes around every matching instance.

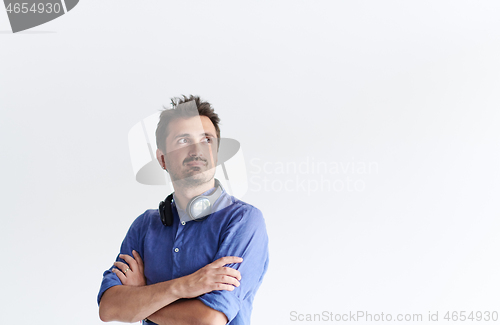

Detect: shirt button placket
[174,221,184,256]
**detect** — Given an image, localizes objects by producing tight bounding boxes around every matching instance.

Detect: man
[97,95,269,325]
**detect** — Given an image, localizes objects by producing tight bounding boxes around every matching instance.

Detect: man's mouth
[185,159,207,167]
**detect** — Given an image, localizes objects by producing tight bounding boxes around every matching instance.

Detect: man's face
[157,115,218,187]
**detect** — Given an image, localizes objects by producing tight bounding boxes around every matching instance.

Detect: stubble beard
[167,159,217,189]
[178,167,216,188]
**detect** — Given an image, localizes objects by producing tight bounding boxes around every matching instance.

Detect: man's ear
[156,149,166,171]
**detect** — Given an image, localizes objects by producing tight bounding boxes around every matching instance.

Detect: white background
[1,1,499,324]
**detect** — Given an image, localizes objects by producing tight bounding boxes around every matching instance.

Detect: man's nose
[188,142,204,157]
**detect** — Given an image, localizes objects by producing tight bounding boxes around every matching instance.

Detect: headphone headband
[159,179,224,226]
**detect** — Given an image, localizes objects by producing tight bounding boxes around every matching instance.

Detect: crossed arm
[99,251,242,325]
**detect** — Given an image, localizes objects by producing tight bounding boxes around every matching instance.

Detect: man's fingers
[216,275,240,287]
[113,261,130,273]
[210,256,243,268]
[218,266,241,281]
[212,283,237,292]
[112,268,126,282]
[119,254,137,271]
[132,250,144,269]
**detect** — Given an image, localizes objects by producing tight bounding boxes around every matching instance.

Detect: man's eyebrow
[174,133,191,139]
[174,132,216,139]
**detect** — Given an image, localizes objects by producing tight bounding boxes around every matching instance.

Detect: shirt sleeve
[197,204,269,322]
[97,211,149,305]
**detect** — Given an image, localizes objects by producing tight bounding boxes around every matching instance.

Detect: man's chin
[175,170,215,187]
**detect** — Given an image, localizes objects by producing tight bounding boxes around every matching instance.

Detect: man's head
[155,95,221,187]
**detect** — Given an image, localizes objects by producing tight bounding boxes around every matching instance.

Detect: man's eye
[178,138,187,144]
[203,137,212,143]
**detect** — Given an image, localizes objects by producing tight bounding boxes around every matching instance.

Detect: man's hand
[177,256,243,299]
[112,250,146,286]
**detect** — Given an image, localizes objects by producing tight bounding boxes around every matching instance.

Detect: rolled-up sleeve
[197,205,269,323]
[97,211,148,305]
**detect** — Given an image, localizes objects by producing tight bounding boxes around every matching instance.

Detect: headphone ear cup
[159,194,174,226]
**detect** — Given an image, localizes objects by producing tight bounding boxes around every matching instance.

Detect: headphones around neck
[159,179,224,226]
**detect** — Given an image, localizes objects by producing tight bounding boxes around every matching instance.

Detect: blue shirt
[97,187,269,325]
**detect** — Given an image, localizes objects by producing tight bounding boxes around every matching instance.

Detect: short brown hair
[155,95,221,153]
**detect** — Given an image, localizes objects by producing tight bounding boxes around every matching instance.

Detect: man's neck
[172,178,216,211]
